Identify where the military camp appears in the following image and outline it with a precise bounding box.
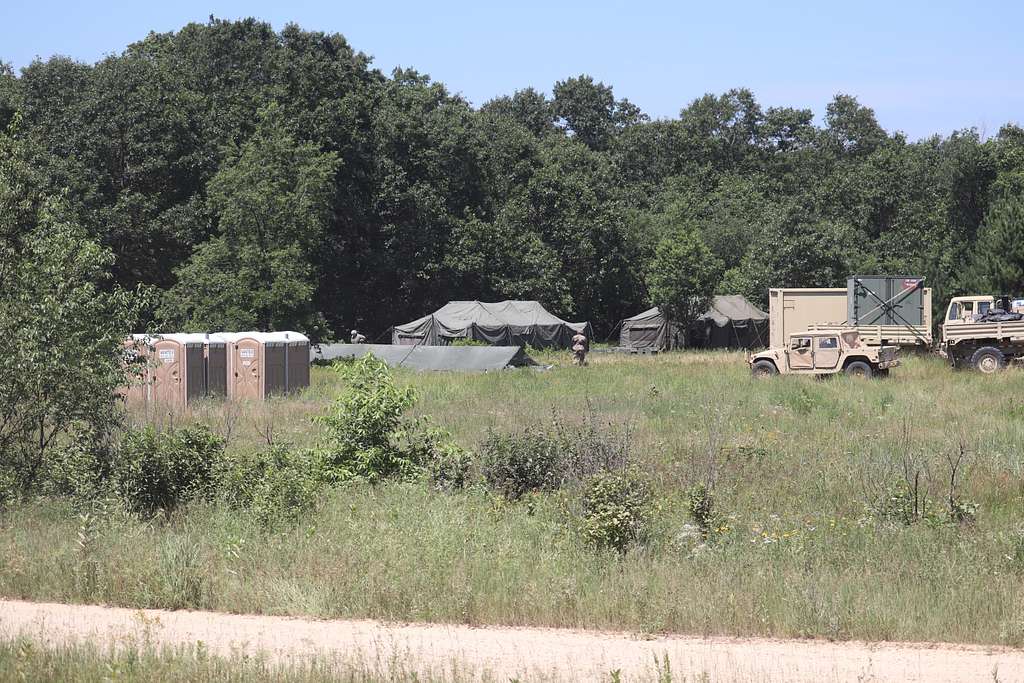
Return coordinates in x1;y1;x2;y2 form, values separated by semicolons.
4;8;1024;682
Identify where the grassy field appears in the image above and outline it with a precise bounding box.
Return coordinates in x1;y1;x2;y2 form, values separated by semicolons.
3;352;1024;645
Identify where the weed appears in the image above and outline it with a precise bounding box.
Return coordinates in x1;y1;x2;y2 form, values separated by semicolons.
579;468;655;553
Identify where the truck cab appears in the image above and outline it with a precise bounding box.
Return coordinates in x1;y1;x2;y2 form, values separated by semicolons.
944;296;996;326
749;330;899;378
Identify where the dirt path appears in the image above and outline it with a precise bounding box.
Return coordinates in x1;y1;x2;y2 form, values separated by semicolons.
2;599;1022;682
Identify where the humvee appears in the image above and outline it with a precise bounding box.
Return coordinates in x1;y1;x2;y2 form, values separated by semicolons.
749;330;899;378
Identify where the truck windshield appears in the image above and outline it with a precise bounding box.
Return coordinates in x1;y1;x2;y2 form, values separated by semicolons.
948;303;961;321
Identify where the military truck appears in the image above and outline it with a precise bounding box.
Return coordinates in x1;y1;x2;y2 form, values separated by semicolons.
749;330;900;378
940;295;1024;373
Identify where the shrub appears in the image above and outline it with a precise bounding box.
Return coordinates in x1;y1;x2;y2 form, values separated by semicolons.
315;355;421;481
216;446;325;528
112;425;223;516
479;428;562;500
480;410;634;501
315;355;470;486
40;423;116;503
579;469;655;553
414;432;474;492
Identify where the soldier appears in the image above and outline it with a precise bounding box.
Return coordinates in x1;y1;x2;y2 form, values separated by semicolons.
350;329;366;344
571;329;589;366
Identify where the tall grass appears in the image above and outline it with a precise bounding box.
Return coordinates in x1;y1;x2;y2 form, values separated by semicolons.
3;353;1024;645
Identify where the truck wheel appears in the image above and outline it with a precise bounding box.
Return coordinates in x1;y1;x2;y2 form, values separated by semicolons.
751;360;778;377
844;361;873;378
970;347;1005;374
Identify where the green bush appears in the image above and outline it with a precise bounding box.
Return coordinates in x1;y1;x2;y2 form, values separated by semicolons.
449;337;489;347
315;355;420;481
580;468;655;553
316;355;468;483
479;428;562;500
480;411;633;501
112;425;223;516
217;446;325;528
40;423;115;503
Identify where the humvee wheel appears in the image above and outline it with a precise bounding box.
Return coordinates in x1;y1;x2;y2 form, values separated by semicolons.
970;347;1005;374
844;361;873;378
751;360;778;377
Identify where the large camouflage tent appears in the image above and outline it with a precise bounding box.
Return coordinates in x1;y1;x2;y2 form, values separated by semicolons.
619;296;768;351
392;300;591;349
689;295;768;349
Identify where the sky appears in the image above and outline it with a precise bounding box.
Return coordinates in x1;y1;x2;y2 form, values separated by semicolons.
2;0;1022;140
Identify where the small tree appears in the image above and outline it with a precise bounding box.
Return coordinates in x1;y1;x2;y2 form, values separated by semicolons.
645;224;722;340
315;355;420;481
0;201;141;496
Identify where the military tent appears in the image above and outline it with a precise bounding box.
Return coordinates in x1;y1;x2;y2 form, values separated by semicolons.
392;301;591;349
619;296;768;351
690;295;768;349
617;307;682;350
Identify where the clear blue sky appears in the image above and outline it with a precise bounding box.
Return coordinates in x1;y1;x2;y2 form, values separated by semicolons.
2;0;1021;140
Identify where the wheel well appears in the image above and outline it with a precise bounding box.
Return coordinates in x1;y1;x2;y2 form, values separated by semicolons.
843;356;871;368
753;358;778;370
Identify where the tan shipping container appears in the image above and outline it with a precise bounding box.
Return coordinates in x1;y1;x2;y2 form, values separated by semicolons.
769;288;932;348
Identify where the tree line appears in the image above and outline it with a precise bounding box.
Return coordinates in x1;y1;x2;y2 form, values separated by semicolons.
2;17;1023;342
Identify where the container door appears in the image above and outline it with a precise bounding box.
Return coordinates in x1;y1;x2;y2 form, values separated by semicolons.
287;342;310;392
185;344;205;402
232;340;261;400
264;344;286;396
206;344;227;398
813;335;841;369
152;340;184;406
788;336;814;370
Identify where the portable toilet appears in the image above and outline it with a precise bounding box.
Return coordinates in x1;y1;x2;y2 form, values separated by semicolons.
121;335;150;405
222;331;311;400
128;333;204;406
167;333;228;399
126;333;227;406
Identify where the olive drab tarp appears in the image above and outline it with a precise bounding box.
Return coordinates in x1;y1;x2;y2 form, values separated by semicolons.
619;296;768;351
392;300;592;349
312;344;534;372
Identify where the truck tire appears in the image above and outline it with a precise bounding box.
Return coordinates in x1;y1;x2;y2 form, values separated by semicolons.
970;346;1005;374
751;360;778;377
844;361;873;378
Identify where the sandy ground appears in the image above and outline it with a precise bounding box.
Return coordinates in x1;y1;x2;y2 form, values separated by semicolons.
2;599;1023;682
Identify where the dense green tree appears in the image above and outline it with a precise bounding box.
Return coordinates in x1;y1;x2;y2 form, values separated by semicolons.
720;206;858;307
0;126;139;494
2;18;1014;338
968;196;1024;294
161;104;339;336
481;87;555;136
552;75;645;151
